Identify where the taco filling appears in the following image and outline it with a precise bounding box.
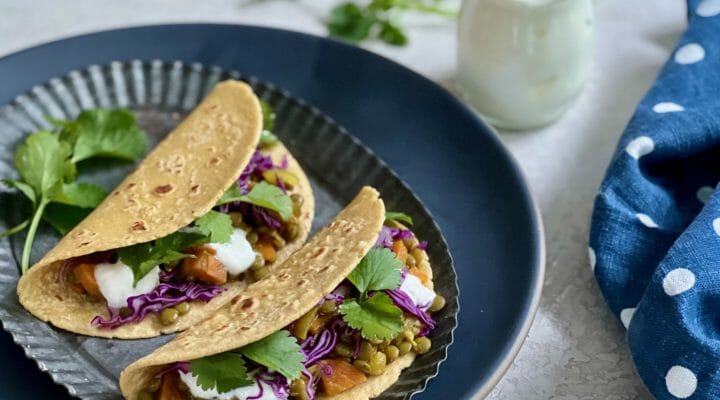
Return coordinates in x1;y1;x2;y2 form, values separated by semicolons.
61;136;309;330
139;215;445;400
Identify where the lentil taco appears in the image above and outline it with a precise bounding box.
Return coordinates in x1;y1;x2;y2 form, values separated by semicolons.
119;186;446;400
16;80;315;338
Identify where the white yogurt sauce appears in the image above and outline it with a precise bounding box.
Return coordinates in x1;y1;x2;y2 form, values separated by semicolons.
399;274;436;310
94;261;160;309
207;228;257;276
179;371;282;400
457;0;594;129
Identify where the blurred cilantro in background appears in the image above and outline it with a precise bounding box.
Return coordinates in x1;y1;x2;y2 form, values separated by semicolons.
328;0;457;46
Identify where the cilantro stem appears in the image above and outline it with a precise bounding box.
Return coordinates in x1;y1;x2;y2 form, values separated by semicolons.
390;0;457;17
0;219;29;239
21;198;49;274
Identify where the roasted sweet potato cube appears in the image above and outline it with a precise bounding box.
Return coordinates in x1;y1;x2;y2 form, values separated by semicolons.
179;247;227;285
73;263;101;297
319;359;368;395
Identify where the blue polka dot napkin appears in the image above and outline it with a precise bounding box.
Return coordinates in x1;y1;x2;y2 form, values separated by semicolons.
590;1;720;398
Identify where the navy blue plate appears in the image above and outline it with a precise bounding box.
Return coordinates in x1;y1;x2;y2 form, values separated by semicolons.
0;24;544;399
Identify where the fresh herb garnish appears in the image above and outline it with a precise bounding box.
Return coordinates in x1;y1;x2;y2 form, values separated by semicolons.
190;353;253;393
259;100;279;147
385;211;413;226
118;210;234;284
328;0;457;46
1;109;147;273
118;230;207;285
340;293;404;340
217;181;293;221
194;210;234;243
54;109;148;163
239;330;305;381
347;248;403;296
340;248;404;339
190;330;304;394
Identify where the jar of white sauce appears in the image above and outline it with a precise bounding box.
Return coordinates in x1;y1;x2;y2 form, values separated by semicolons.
456;0;594;130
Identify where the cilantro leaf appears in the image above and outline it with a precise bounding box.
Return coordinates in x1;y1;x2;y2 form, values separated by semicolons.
14;130;72;199
43;204;93;235
217;184;242;206
329;3;377;43
52;182;107;208
190;353;253;394
118;230;208;284
384;211;413;226
260;100;275;131
12;130;74;272
55;109;148;163
3;179;36;205
239;330;305;380
347;248;402;295
339;293;404;340
194;211;233;243
218;181;293;221
260;130;279;147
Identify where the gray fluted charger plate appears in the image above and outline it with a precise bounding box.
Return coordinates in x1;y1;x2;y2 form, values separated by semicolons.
0;60;459;399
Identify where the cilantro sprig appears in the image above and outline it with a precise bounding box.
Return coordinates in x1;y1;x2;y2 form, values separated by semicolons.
385;211;413;226
217;181;293;221
340;248;405;340
328;0;457;46
190;331;304;394
118;210;234;284
1;109;147;273
259;100;279;147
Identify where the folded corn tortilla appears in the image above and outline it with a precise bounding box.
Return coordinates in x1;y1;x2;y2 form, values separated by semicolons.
17;80;314;339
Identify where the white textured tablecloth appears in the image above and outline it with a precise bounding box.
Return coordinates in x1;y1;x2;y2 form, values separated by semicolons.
0;0;687;398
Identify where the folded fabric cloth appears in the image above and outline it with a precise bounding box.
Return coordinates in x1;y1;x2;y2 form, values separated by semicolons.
590;1;720;398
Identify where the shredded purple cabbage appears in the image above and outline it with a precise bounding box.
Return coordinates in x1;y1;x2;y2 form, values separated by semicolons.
249;369;290;400
91;270;225;329
156;362;190;378
223;149;288;229
376;225;415;248
417;240;428;250
386;289;436;337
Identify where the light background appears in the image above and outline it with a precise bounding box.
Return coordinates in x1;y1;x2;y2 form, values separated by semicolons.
0;0;686;398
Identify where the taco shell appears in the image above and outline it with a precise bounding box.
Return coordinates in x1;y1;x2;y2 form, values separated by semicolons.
17;80;314;339
120;186;385;399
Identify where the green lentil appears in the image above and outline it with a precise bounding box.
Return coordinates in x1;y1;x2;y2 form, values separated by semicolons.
353;360;372;375
160;308;179;325
319;300;338;315
290;379;309;400
246;231;259;245
270;231;286;248
414;337;432;354
293;306;319;340
334;343;354;358
358;341;376;362
252;266;270;281
174;302;190;315
251;254;265;270
428;295;446;313
369;351;387;376
147;378;161;392
284;221;300;241
385;345;400;363
398;342;413;355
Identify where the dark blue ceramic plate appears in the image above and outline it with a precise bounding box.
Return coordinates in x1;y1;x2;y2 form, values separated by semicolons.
0;25;544;399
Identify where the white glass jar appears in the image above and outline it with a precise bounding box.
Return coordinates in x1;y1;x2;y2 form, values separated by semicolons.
456;0;594;130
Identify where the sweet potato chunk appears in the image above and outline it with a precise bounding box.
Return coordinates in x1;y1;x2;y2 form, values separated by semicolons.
409;267;429;285
156;372;186;400
391;240;408;263
319;359;368;395
254;237;276;263
179;247;227;285
73;263;101;297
